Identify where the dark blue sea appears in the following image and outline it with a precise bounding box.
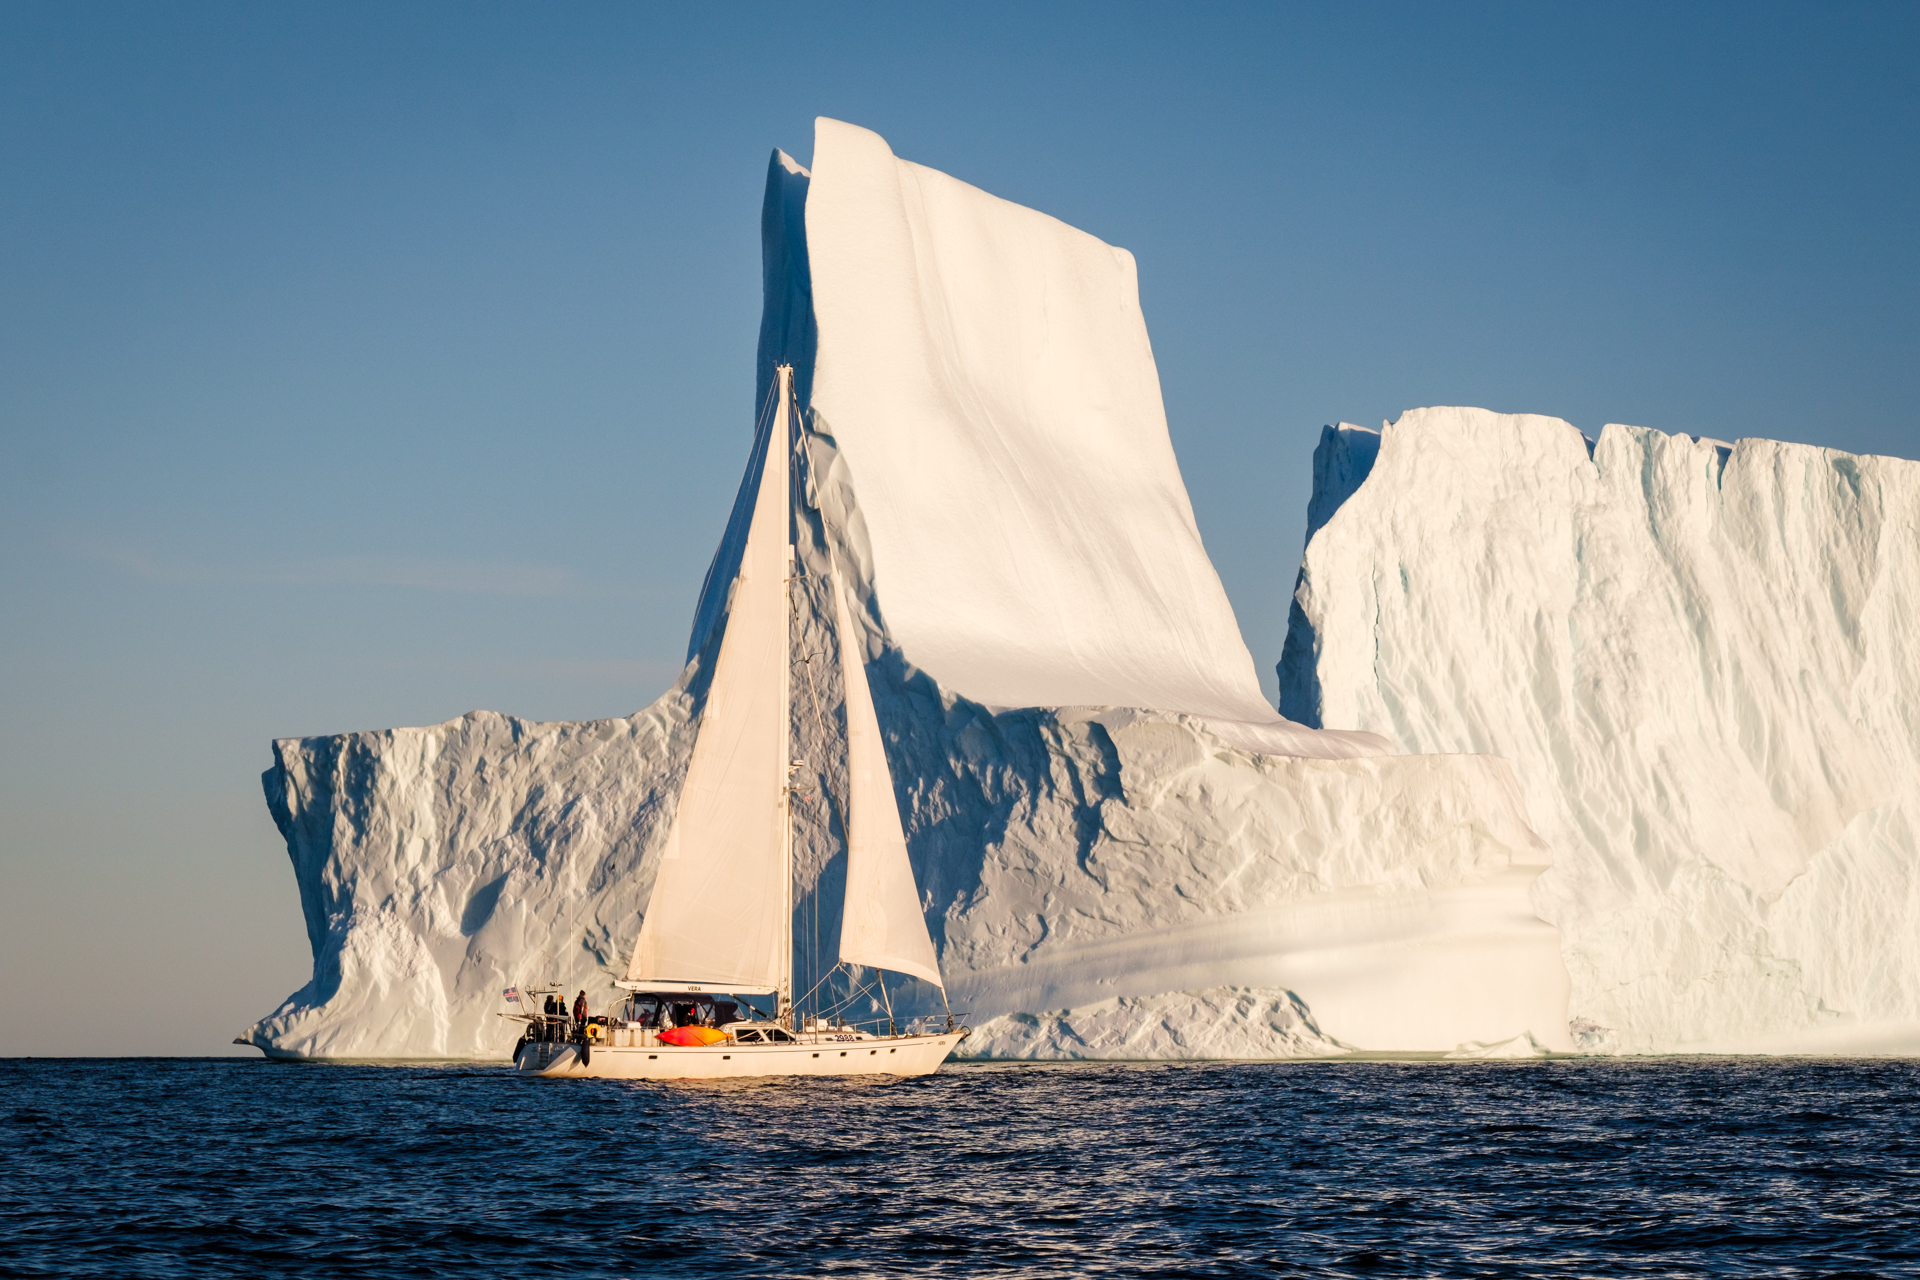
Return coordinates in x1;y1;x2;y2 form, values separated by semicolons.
3;1057;1916;1277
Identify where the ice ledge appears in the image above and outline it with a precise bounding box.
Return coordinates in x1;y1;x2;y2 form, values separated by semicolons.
957;987;1346;1060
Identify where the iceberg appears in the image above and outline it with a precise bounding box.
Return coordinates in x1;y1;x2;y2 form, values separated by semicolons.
1283;407;1920;1054
241;122;1569;1061
964;987;1343;1061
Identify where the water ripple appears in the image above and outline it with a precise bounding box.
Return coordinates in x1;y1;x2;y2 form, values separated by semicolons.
0;1057;1916;1277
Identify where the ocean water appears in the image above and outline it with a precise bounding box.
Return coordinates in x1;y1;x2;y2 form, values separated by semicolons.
3;1057;1916;1277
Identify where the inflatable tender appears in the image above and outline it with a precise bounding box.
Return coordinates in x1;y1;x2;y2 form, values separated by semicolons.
659;1026;728;1047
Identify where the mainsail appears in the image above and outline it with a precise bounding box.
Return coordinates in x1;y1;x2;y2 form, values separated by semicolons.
832;575;944;987
626;378;793;994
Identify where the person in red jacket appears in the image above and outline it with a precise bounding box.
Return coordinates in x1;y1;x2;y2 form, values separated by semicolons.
572;991;588;1040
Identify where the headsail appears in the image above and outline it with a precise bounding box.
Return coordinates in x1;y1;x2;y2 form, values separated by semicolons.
627;373;794;994
832;573;944;987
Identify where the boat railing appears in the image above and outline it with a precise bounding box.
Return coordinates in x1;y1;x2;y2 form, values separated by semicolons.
795;1016;961;1038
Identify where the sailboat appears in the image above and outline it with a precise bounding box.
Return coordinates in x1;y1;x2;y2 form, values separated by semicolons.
513;366;966;1079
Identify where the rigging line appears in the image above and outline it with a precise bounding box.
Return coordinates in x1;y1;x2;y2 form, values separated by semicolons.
791;960;849;1016
796;645;845;1018
812;972;904;1032
789;399;864;1021
756;371;781;435
818;972;864;1012
790;403;847;1020
789;390;810;505
782;380;840;1018
819;975;881;1021
701;375;782;592
817;976;914;1034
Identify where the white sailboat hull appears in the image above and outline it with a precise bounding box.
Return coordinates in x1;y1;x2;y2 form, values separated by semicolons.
515;1032;963;1080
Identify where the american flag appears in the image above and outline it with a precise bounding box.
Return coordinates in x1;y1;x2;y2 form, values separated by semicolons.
503;986;521;1005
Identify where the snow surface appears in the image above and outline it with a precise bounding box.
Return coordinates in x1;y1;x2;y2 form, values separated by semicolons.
240;122;1569;1061
1283;407;1920;1054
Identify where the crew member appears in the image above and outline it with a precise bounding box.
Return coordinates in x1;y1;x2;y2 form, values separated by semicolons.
573;990;588;1040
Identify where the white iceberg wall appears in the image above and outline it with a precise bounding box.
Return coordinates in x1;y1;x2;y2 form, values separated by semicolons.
243;123;1572;1059
248;665;1571;1058
250;699;695;1059
908;704;1568;1056
1283;407;1920;1052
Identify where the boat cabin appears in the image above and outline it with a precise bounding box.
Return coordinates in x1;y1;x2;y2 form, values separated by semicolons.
616;992;774;1031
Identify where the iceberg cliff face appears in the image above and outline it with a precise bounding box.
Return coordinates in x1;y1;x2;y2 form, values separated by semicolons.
243;123;1569;1060
1283;407;1920;1053
753;121;1385;760
252;706;692;1059
250;680;1567;1059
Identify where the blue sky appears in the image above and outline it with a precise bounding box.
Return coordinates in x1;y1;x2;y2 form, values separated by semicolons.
3;2;1916;1053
